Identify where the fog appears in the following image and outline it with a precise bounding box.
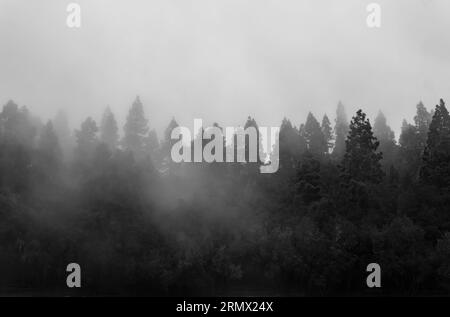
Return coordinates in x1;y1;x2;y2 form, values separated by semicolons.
1;0;450;138
2;1;450;296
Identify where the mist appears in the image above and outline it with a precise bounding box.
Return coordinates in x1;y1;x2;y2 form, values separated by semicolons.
1;0;450;297
1;0;450;138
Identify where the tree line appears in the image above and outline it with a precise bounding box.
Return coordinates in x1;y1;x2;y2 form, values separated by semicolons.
0;96;449;295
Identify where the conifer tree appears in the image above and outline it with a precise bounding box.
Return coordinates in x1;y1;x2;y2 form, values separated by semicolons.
420;99;450;187
333;101;349;157
75;117;98;159
100;106;119;150
122;96;148;157
304;112;326;155
321;114;333;154
342;109;383;183
277;118;303;169
414;101;432;149
373;111;397;167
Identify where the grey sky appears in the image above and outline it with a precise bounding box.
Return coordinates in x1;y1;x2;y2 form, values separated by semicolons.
1;0;449;139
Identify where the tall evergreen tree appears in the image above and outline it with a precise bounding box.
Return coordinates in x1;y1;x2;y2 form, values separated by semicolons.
0;100;36;146
333;101;349;157
276;118;304;170
341;110;383;183
373;111;397;168
414;101;432;149
321;114;333;154
75;117;99;159
100;106;119;150
398;102;432;182
122;96;149;157
420;99;450;188
304;112;326;155
399;120;420;179
0;100;36;193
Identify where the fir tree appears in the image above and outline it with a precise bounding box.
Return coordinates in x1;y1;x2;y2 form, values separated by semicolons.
122;96;149;157
276;118;303;170
373;111;397;167
341;109;383;183
321;114;333;154
75;117;98;159
333;101;349;157
100;106;119;150
420;99;450;188
414;101;432;149
304;112;326;155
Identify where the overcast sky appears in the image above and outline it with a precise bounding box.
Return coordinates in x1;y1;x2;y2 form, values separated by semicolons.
1;0;449;139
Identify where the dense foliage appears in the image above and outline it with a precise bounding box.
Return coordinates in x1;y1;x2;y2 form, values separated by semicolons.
0;97;449;296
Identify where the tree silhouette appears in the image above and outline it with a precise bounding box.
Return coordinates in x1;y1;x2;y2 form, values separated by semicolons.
321;114;333;154
341;109;383;183
100;106;119;150
333;101;349;157
304;112;326;156
75;117;98;160
373;111;397;168
420;99;450;188
122;96;149;158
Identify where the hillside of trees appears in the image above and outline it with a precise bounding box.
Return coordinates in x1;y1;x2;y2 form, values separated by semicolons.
1;96;450;295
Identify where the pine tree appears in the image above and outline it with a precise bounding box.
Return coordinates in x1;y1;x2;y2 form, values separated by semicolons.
373;111;395;142
304;112;326;155
414;101;432;149
122;96;149;157
373;111;397;167
75;117;98;159
399;120;420;179
420;99;450;187
333;101;349;157
298;123;308;153
342;109;383;183
0;100;36;193
0;100;36;146
398;102;432;182
100;106;119;150
321;114;333;154
276;118;303;170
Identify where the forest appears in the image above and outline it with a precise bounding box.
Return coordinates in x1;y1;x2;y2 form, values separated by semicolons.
0;96;450;296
